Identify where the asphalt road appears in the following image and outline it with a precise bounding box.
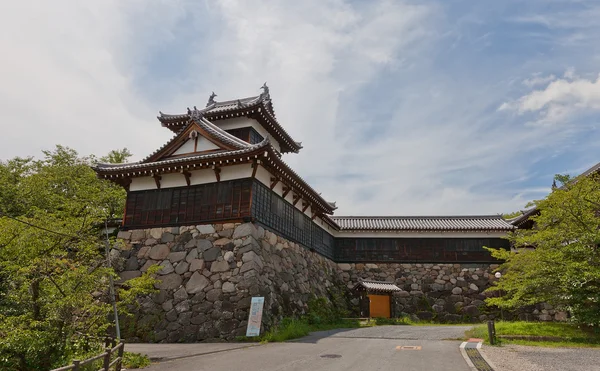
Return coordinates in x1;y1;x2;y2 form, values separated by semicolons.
133;325;473;371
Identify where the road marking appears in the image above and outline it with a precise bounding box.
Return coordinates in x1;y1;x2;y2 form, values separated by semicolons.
395;346;422;350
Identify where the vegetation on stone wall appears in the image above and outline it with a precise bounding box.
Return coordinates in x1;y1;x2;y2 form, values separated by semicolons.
486;174;600;326
0;146;156;370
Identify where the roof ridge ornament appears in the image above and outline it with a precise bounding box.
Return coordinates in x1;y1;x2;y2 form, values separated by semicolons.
188;106;204;121
207;92;217;107
260;82;270;101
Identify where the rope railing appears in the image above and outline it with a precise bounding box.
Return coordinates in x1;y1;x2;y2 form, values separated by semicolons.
49;341;124;371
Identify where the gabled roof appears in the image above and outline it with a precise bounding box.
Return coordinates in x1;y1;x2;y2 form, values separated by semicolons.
332;215;514;232
94;113;336;215
141;117;251;164
353;280;402;292
157;86;302;153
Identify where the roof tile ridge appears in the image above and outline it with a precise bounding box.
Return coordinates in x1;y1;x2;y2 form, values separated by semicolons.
196;117;250;148
266;146;335;213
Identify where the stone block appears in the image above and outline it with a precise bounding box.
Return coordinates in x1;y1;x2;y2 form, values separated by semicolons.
224;251;234;262
175;261;189;275
168;251;187;263
463;305;479;316
214;238;232;247
186;272;210;294
189;259;205;272
197;225;216;234
222;282;236;293
175;300;190;313
158;273;183;290
174;287;188;303
131;230;146;241
206;288;223;302
232;223;257;240
137;246;150;259
125;256;139;271
451;287;462;295
159;260;174;275
338;263;351;271
161;233;174;243
119;271;141;282
141;260;157;272
185;248;198;263
211;260;230;273
197;239;213;252
149;244;170;260
117;230;131;240
203;248;221;262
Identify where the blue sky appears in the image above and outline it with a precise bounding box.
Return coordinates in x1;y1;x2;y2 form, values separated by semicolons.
1;0;599;216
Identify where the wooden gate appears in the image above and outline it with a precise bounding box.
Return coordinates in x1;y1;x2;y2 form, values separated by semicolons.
369;294;391;318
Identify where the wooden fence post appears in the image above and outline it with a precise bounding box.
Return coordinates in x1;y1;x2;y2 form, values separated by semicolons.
116;341;125;371
72;360;80;371
103;347;111;370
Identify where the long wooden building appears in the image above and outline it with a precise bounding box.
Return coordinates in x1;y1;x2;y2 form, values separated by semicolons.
95;86;514;264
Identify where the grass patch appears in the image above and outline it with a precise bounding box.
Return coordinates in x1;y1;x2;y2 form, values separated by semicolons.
260;318;361;343
122;351;152;369
465;321;600;347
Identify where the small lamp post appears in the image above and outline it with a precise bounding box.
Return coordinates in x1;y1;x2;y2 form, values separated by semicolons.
494;272;503;321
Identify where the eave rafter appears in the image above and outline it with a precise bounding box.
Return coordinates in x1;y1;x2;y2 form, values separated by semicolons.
213;166;221;182
270;176;279;190
292;194;301;206
282;185;291;198
181;170;192;186
153;174;162;189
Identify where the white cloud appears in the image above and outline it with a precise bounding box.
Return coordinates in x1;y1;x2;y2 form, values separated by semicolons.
523;74;556;87
500;71;600;125
0;0;597;217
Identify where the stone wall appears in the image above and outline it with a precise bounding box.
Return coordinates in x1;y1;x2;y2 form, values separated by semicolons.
338;262;566;322
114;222;344;342
114;223;565;342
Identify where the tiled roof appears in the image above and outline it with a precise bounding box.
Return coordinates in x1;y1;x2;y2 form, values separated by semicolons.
94;140;269;172
332;215;514;231
157;89;302;153
353;280;402;292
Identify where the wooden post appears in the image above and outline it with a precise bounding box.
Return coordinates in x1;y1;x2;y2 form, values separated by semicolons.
116;341;125;371
72;360;80;371
487;320;496;345
103;347;111;370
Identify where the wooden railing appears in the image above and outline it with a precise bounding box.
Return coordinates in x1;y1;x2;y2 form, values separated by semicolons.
50;340;124;371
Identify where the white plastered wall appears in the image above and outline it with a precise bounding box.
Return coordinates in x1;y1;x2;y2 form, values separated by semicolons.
128;164;253;191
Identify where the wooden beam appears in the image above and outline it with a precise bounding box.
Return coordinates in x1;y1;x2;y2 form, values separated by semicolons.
251;159;259;178
270;177;279;190
213;166;221;182
153;174;162;189
282;185;291;198
120;177;132;191
292;194;300;206
182;170;191;186
311;212;319;221
302;202;309;213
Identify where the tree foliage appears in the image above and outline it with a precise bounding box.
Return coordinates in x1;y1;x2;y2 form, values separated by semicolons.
0;146;155;370
486;174;600;326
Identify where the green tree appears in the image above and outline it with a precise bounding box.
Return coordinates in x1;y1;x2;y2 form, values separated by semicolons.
486;174;600;326
99;148;132;164
0;146;155;370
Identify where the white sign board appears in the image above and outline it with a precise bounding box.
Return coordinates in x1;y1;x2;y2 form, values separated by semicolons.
246;297;265;337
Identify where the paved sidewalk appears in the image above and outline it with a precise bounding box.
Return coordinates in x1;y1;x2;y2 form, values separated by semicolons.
480;344;600;371
130;326;474;371
126;342;260;362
